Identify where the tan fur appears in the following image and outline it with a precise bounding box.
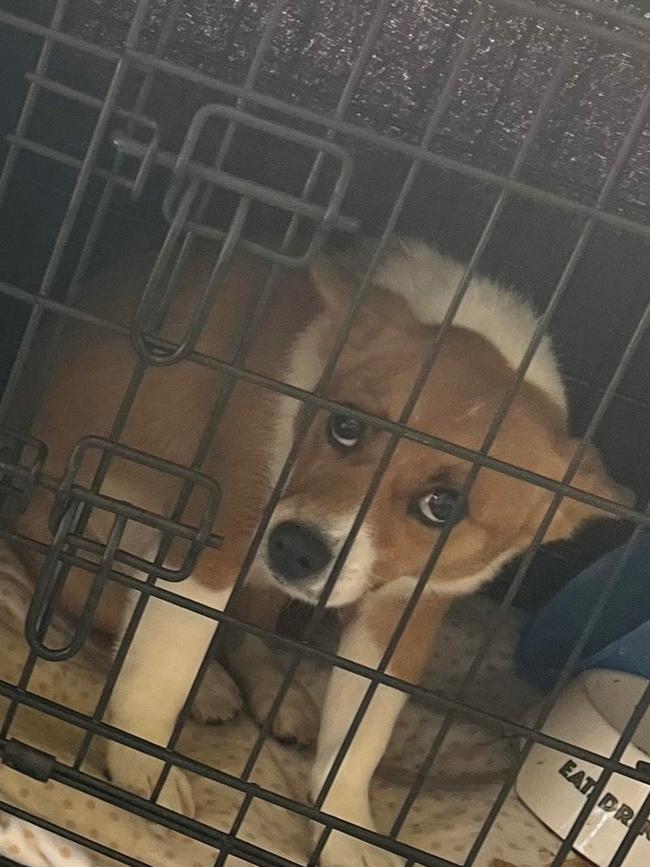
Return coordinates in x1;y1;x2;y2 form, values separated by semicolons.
366;592;450;683
16;248;316;633
283;271;630;598
15;246;627;618
10;241;630;861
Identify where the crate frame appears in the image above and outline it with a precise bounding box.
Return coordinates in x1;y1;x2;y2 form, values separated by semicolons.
1;1;650;866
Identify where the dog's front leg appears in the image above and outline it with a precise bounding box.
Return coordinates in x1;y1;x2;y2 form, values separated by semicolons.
105;577;230;816
311;584;449;867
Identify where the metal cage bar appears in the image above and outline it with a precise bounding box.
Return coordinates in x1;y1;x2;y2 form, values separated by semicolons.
152;0;398;835
0;0;172;744
0;798;154;867
206;7;500;859
1;0;650;866
393;83;650;866
0;287;643;519
391;287;650;844
0;1;154;427
15;0;189;438
3;8;650;242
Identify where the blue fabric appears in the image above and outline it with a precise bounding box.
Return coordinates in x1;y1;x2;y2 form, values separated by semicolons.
517;531;650;690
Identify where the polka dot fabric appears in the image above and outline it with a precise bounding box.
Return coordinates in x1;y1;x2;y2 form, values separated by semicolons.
0;815;90;866
0;544;570;867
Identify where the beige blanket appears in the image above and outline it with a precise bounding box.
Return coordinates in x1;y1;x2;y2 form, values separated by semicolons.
0;545;566;867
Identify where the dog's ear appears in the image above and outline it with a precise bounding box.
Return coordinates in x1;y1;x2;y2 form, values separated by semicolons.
543;441;634;543
309;255;355;317
310;252;418;327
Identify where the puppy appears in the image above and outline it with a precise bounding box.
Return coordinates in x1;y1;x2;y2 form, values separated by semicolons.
12;238;631;867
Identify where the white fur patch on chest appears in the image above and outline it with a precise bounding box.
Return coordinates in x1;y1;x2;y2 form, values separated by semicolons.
374;239;567;414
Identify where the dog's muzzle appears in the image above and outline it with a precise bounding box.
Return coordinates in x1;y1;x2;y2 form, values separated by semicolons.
267;521;332;583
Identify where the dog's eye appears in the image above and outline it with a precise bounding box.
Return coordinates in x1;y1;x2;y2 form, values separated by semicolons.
413;489;463;527
328;412;364;450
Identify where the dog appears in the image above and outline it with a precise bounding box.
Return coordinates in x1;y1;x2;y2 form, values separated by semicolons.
12;237;632;867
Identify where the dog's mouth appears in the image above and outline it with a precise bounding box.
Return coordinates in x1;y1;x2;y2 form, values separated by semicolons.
266;571;322;605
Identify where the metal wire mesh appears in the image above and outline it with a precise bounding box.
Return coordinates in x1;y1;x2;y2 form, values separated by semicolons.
0;1;650;866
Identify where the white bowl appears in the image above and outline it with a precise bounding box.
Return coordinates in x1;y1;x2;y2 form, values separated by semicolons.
516;670;650;867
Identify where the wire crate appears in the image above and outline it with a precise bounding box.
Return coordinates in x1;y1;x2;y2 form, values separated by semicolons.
0;1;650;866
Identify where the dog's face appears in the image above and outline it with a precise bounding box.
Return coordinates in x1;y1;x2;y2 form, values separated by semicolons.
265;259;632;607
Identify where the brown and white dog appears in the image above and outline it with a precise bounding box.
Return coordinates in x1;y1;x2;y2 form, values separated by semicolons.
13;238;630;866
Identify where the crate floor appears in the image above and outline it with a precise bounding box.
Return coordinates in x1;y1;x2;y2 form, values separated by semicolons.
0;549;568;867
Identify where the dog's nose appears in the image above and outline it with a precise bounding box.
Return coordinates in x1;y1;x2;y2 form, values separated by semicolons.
267;521;331;581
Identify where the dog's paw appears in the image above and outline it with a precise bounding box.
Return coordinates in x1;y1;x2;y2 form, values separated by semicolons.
315;828;405;867
248;675;320;745
191;660;243;725
105;742;195;816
